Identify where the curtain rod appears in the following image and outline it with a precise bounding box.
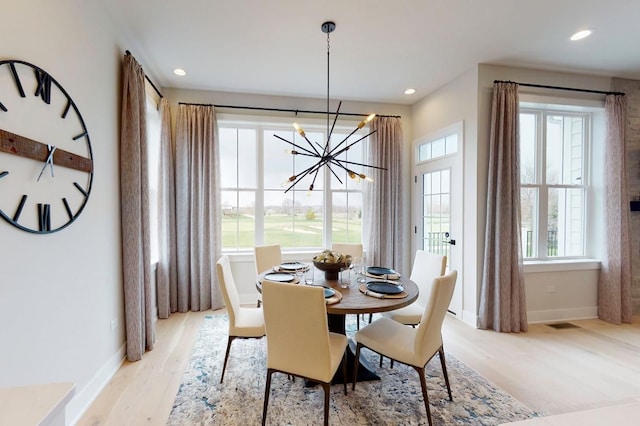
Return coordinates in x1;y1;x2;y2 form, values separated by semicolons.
178;102;402;118
494;79;625;96
125;50;164;99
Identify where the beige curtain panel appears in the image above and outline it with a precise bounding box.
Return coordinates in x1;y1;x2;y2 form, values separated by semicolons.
175;104;223;312
120;53;155;361
479;82;528;333
156;98;178;319
598;94;632;324
364;117;404;270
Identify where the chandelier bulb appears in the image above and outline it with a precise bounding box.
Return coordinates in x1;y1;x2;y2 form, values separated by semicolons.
365;175;374;182
286;149;298;155
293;122;306;137
358;113;376;129
281;175;297;188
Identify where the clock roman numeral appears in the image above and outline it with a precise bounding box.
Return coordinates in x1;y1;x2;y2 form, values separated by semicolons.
13;194;27;222
0;171;8;179
10;62;26;98
62;99;71;119
73;131;88;141
34;69;52;104
74;182;88;197
62;197;74;221
0;102;6;112
38;203;51;232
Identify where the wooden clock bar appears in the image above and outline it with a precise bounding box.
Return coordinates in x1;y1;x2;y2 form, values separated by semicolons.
0;128;92;173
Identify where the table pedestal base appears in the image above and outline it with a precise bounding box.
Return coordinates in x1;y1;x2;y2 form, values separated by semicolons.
327;313;380;384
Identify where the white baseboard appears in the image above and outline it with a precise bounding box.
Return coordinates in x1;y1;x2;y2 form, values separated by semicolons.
527;306;598;324
66;343;126;425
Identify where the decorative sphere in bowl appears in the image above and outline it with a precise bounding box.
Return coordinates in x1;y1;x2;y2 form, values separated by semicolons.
312;250;352;281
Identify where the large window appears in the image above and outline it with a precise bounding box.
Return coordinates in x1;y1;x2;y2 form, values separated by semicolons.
520;106;590;259
219;116;368;251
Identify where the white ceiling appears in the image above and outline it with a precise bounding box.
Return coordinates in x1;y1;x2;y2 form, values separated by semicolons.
99;0;640;105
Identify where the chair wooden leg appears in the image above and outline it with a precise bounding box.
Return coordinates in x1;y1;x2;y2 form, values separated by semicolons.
356;314;360;330
321;382;330;426
368;313;372;323
438;346;453;401
352;343;362;390
342;351;348;395
220;336;236;383
257;299;261;308
262;369;274;426
379;354;383;368
415;366;433;426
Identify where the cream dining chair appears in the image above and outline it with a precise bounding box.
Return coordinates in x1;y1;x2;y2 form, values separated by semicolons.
261;280;348;426
331;243;365;328
382;250;447;326
254;244;282;307
353;270;458;426
216;255;266;384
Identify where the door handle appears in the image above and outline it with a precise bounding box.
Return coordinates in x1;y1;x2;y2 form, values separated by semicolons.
443;232;456;245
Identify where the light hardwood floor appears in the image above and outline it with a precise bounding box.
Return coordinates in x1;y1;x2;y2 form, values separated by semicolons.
78;311;640;425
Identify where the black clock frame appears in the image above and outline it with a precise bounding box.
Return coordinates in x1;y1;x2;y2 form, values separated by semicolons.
0;59;94;234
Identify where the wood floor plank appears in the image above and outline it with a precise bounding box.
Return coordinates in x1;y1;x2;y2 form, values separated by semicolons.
78;311;640;424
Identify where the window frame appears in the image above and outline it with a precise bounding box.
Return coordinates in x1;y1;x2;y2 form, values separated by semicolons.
218;113;369;253
519;104;592;260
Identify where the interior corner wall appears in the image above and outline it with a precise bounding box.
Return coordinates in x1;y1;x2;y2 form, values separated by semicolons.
410;67;479;327
1;1;125;423
477;64;614;323
612;77;640;315
163;88;414;297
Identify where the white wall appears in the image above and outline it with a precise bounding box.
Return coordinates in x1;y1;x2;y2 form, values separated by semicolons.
1;1;125;423
410;67;480;326
410;64;614;326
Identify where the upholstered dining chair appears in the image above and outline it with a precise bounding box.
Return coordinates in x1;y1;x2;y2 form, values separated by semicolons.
261;280;348;426
382;250;447;326
352;270;458;426
216;255;266;384
254;244;282;307
331;243;366;328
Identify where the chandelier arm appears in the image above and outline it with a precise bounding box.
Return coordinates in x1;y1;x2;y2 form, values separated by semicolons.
273;134;317;156
334;158;388;171
324;159;344;183
329;129;378;157
300;133;322;156
284;160;327;193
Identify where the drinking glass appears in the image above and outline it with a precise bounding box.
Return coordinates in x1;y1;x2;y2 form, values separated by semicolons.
304;265;314;285
357;258;367;283
295;261;306;282
340;265;351;289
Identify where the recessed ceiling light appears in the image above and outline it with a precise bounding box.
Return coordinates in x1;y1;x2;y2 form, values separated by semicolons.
404;88;416;95
570;29;592;41
173;68;186;76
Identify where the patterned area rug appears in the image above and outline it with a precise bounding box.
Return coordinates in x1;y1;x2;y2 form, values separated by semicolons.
168;314;539;425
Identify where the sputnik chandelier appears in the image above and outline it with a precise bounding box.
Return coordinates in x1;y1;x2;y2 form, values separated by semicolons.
276;21;386;193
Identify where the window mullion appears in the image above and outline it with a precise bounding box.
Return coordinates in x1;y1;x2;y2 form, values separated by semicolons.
538;111;548;259
255;126;265;245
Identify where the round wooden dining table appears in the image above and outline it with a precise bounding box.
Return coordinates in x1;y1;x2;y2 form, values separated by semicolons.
257;266;419;384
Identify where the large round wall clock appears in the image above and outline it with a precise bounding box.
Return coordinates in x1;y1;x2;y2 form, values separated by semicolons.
0;59;93;234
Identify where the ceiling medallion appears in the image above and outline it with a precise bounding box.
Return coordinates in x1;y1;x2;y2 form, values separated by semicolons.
276;21;386;193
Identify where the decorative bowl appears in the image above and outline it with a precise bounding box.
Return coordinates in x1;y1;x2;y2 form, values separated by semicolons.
313;260;350;281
